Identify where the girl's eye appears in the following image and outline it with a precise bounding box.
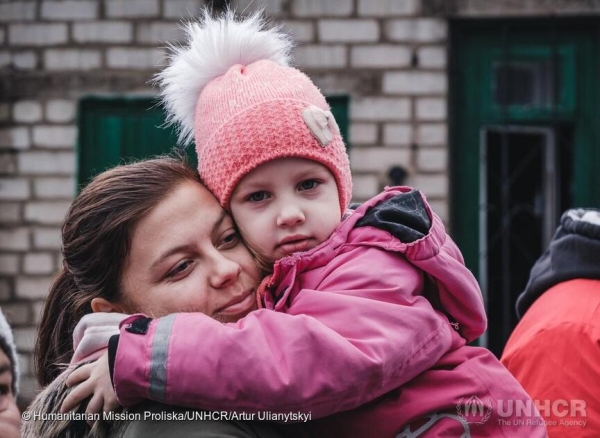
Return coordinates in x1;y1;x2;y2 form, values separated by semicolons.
167;260;193;279
220;231;240;249
299;179;319;191
247;191;269;202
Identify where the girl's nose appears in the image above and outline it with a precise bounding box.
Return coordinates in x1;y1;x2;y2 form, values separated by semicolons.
208;251;242;289
276;203;305;228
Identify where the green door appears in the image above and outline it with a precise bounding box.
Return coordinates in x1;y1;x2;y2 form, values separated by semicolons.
450;19;600;356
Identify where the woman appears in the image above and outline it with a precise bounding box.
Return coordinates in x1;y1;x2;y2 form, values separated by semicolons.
24;155;283;437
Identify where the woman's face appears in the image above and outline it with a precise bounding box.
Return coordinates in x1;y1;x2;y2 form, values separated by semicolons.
120;181;260;323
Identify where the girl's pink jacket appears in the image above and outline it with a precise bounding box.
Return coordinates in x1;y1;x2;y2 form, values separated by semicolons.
112;187;546;437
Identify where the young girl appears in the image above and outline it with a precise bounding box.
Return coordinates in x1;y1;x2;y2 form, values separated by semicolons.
66;11;546;437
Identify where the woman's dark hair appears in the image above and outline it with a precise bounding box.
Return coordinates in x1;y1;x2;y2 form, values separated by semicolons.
35;155;199;386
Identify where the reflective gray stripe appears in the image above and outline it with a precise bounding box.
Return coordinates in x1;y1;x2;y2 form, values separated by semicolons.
148;313;176;401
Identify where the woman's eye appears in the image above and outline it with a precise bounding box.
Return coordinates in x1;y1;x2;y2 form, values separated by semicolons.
299;179;319;191
220;232;240;248
247;191;269;202
167;260;193;278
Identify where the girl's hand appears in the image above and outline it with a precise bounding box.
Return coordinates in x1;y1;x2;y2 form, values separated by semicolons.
60;351;120;417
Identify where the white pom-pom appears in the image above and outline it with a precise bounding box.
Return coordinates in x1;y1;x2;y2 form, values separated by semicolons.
155;9;294;146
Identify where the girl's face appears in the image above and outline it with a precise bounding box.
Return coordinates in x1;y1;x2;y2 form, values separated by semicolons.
230;157;342;263
120;181;259;323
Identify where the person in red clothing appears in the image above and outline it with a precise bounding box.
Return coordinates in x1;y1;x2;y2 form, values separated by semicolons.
501;208;600;438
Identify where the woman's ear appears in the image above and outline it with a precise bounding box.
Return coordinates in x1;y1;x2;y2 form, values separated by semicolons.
91;298;125;313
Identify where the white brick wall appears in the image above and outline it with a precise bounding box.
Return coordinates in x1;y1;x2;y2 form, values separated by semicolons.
383;71;447;95
40;1;99;21
12;326;37;352
163;0;204;19
9;24;68;46
357;0;419;16
0;178;30;200
32;126;77;149
350;123;378;144
1;303;31;325
0;127;30;150
318;20;379;42
351;174;380;200
32;228;62;250
0;3;36;22
411;174;448;198
416;97;446;121
46;100;77;123
417;147;447;172
106;48;163;69
351;147;411;172
0;228;30;251
386;19;448;43
0;255;19;275
351;45;411;68
105;0;159;18
292;0;354;17
24;202;71;225
282;21;315;43
0;204;21;224
417;123;447;144
23;253;54;275
13;101;42;124
383;123;412;145
11;51;37;70
351;97;411;121
236;0;286;16
33;177;76;199
418;46;446;68
73;22;133;43
295;45;347;68
17;152;76;175
44;49;102;71
137;22;186;44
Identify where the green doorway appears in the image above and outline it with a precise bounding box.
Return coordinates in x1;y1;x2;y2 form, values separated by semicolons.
450;19;600;356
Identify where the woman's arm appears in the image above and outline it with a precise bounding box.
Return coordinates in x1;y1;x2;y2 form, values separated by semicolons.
112;248;456;419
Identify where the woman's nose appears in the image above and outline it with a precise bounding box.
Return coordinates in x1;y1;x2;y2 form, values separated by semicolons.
208;251;242;289
276;203;305;228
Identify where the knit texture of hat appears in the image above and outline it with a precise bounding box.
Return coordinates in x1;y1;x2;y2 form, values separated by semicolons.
156;11;352;212
0;309;19;397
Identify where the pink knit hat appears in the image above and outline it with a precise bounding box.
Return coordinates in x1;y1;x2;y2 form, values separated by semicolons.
156;11;352;212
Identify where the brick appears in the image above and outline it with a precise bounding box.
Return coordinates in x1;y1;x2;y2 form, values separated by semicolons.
32;126;77;149
383;71;447;95
0;178;30;200
13;101;42;124
295;45;346;69
318;20;379;43
136;22;185;44
386;19;447;43
0;279;11;301
18;353;32;376
1;302;30;325
17;151;76;175
44;49;101;71
0;51;8;68
0;153;17;174
383;123;412;145
33;177;76;199
163;0;203;19
416;97;446;121
106;48;163;69
351;97;410;121
0;3;36;22
0;127;30;150
25;201;71;225
349;123;378;144
105;0;159;18
427;199;448;223
17;375;39;404
12;51;37;70
0;28;4;45
292;0;353;17
418;147;447;172
72;21;133;43
0;104;9;122
0;203;21;224
41;1;98;20
32;300;45;324
351;45;411;68
23;253;54;274
12;326;37;352
358;0;419;16
9;24;68;46
0;228;30;251
235;0;285;16
33;227;61;250
0;254;19;275
351;147;410;172
411;174;448;198
417;123;447;144
418;46;446;68
45;100;76;123
282;21;314;43
351;174;379;200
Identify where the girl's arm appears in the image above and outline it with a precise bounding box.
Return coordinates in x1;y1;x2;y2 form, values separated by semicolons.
111;247;456;419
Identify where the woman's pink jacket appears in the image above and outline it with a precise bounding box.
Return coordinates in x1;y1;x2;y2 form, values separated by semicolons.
111;187;547;437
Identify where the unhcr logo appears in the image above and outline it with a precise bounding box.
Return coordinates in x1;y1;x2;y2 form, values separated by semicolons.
456;396;493;424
